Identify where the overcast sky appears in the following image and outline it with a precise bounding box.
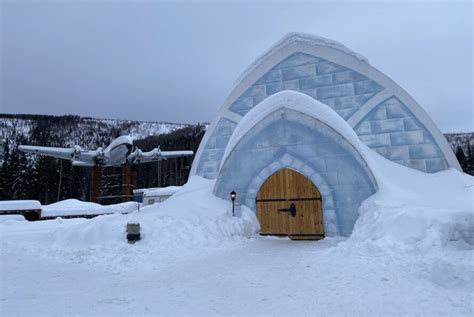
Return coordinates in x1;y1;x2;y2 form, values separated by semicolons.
1;1;472;132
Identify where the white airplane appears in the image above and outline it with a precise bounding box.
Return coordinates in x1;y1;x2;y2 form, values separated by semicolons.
18;135;194;167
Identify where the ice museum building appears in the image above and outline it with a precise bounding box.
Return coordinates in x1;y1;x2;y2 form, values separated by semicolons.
190;33;461;239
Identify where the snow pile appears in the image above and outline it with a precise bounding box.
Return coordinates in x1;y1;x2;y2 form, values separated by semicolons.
47;177;259;252
342;152;473;253
0;200;41;211
45;199;101;209
42;199;137;218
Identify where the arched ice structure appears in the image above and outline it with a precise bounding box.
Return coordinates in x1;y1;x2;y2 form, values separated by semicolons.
191;33;460;236
214;91;378;236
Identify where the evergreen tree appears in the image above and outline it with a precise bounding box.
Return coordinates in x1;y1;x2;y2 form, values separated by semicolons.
466;143;474;176
455;146;468;172
0;140;11;200
33;156;59;204
7;148;21;200
11;150;36;199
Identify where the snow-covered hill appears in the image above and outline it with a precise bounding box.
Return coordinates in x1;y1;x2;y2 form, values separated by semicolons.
1;113;471;153
0;113;193;149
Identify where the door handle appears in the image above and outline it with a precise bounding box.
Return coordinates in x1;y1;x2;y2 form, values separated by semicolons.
278;203;297;217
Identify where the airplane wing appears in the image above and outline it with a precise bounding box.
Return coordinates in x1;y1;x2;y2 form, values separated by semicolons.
18;145;77;160
18;145;98;165
127;148;193;164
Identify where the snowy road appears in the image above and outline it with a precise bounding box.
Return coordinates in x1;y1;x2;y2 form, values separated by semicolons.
1;219;472;316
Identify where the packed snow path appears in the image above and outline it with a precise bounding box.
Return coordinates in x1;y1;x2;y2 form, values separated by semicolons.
1;220;472;315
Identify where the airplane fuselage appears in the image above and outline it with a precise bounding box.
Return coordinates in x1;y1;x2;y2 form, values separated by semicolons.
100;135;133;166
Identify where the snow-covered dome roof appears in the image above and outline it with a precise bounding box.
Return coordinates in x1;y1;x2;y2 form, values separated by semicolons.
220;90;376;177
234;32;368;87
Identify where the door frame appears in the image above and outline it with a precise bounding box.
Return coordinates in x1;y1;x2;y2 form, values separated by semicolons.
255;167;325;240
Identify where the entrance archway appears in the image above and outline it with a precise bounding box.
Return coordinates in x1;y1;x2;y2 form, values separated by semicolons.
256;168;324;240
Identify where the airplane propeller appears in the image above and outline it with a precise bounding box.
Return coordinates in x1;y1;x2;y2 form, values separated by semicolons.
72;145;82;159
150;147;163;160
94;147;105;165
127;148;143;164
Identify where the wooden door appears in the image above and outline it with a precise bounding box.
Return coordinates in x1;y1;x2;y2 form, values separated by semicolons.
256;168;324;240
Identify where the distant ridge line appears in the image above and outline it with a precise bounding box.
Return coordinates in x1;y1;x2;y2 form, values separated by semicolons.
0;113;209;127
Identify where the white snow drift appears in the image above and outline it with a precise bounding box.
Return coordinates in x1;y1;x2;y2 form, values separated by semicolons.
346;152;473;251
44;176;258;252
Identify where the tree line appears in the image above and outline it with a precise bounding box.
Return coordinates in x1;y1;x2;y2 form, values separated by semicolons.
454;145;474;176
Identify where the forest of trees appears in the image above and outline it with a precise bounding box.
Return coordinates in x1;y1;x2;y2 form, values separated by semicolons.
454;145;474;175
445;132;474;176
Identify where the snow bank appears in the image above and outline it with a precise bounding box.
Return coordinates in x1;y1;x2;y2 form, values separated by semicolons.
47;177;259;251
341;152;473;253
0;200;41;211
42;200;137;218
45;199;101;209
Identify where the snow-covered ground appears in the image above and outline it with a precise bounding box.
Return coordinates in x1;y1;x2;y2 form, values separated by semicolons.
1;151;473;315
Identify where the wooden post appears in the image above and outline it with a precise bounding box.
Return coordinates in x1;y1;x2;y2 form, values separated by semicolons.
122;163;132;202
56;159;63;202
157;160;161;187
91;165;101;203
131;164;137;195
174;158;178;185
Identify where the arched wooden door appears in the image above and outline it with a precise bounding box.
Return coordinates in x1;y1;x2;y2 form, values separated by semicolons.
256;168;324;240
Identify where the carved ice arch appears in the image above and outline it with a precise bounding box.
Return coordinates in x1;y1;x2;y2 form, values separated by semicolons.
243;153;340;236
213;91;378;236
191;33;460;178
